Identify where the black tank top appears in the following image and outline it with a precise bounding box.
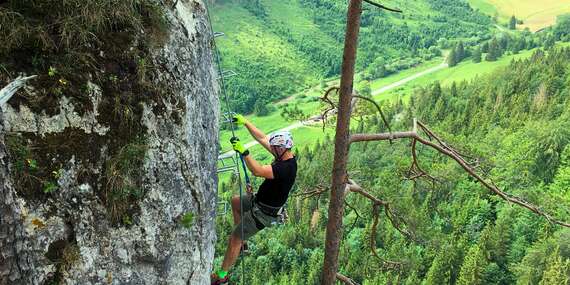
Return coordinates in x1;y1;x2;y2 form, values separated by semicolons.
255;157;297;207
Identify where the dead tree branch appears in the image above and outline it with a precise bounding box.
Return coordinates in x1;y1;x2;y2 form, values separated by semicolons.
346;179;416;241
344;200;363;238
336;273;360;285
407;138;438;182
352;95;392;140
294;185;329;199
368;203;405;271
319;87;359;131
351;131;416;142
0;75;37;107
349;120;570;228
302;181;409;272
319;86;340;131
363;0;402;12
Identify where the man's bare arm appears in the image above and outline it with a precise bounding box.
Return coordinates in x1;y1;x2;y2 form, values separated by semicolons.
244;155;273;179
243;121;272;153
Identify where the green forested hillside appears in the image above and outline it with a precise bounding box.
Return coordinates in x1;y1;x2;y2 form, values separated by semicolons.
215;46;570;284
211;0;491;113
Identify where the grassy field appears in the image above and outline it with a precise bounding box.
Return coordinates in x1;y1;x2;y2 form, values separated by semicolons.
468;0;499;16
373;47;546;103
468;0;570;31
368;58;444;91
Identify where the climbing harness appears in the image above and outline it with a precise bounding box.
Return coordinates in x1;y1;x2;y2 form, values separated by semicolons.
205;3;250;284
252;196;287;226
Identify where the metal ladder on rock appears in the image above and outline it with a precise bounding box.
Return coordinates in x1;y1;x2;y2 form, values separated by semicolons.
205;3;251;284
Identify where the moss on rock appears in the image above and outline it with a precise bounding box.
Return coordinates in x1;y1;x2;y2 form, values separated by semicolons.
1;0;169;226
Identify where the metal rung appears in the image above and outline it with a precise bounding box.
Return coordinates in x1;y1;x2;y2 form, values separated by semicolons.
220;112;236;124
217;70;237;80
217;166;237;174
218;201;229;215
213;32;225;38
218;152;237;161
217;152;239;173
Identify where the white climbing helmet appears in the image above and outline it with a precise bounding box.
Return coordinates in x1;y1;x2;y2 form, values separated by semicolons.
269;131;294;149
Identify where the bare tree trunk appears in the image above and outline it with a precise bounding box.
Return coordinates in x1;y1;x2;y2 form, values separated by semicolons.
0;111;36;285
321;0;362;283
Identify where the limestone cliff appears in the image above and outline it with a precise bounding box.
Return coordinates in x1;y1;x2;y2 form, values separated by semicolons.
0;1;219;284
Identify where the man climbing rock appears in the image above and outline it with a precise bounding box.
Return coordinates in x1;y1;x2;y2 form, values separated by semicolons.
211;114;297;285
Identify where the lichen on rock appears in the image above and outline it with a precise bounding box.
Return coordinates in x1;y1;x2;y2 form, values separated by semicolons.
0;0;219;284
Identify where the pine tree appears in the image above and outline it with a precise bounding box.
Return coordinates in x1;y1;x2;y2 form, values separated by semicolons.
539;247;569;285
433;97;447;121
450;82;458;97
404;272;421;285
431;82;442;103
472;47;482;63
482;262;505;284
447;48;458;67
485;39;501;62
491;211;513;268
477;224;494;260
512;37;522;54
509;15;517;30
544;36;556;50
457;245;488;285
481;42;489;53
456;41;465;61
426;252;451;284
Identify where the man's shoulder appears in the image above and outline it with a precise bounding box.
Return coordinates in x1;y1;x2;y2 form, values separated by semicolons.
278;157;297;167
272;157;297;177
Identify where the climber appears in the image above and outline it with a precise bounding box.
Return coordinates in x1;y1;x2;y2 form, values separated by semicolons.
211;114;297;285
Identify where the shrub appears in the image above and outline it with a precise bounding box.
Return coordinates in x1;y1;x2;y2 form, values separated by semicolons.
104;139;147;224
0;0;165;56
254;100;274;116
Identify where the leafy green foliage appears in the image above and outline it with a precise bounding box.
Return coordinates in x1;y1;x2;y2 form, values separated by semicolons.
181;212;195;229
253;100;275;116
280;104;309;122
554;14;570;41
212;0;491;113
42;181;58;194
5;135;62;196
539;247;570;285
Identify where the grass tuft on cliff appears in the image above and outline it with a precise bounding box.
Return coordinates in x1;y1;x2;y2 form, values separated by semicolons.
1;0;167;226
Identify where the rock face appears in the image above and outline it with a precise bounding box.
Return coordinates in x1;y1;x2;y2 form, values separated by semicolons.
0;1;219;284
